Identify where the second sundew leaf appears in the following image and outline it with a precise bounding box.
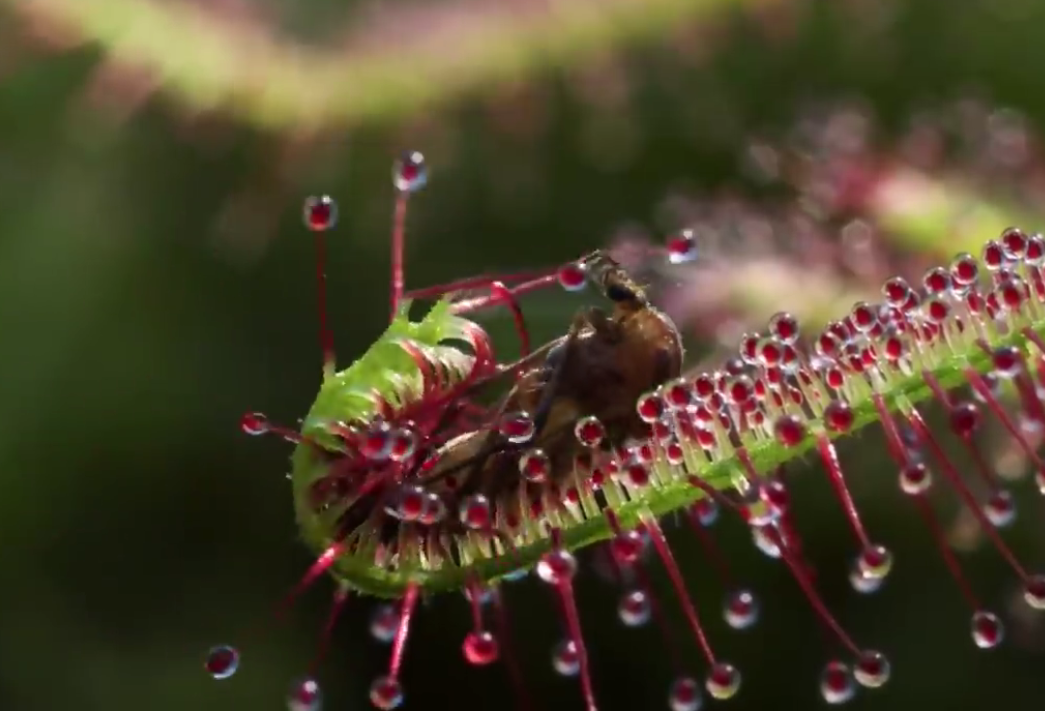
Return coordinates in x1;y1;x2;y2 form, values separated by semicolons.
10;0;756;129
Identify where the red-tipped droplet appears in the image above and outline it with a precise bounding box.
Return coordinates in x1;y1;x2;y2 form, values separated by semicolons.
240;412;269;436
705;662;741;700
820;661;856;704
462;631;500;666
392;151;428;193
303;195;338;232
668;676;702;711
618;589;652;627
287;678;322;711
853;650;890;689
557;262;587;292
369;676;404;710
666;230;698;264
971;611;1004;649
205;645;239;680
537;549;578;584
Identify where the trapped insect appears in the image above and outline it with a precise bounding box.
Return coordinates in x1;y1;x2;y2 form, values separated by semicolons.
207;152;1045;711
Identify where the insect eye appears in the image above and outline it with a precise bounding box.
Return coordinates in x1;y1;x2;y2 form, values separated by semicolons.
606;283;636;302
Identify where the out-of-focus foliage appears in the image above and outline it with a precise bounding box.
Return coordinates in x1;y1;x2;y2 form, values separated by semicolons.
2;1;1045;710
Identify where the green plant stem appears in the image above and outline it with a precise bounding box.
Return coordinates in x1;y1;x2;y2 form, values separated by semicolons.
6;0;765;130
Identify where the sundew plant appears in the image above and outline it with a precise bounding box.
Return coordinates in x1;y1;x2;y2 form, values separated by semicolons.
9;1;1045;711
205;149;1045;711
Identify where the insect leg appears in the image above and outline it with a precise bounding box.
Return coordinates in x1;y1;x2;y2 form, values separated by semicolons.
529;310;591;437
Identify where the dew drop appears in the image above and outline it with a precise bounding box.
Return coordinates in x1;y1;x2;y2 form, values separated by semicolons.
992;345;1023;378
664;378;695;409
824;401;854;433
899;462;932;495
240;412;269;436
610;529;645;564
724;589;759;630
705;662;741;700
693;498;718;527
849;302;878;333
768;311;800;345
552;639;580;676
1026;234;1045;266
205;644;239;680
856;544;893;580
361;424;393;460
849;563;883;595
751;524;782;558
950;252;979;287
637;391;666;423
557;262;588;292
303;195;338;232
459;494;492;530
388;485;425;522
666;230;698;264
537;549;577;584
462;631;500;665
1024;574;1045;609
418;491;447;525
971;610;1004;649
387;428;417;462
668;676;703;711
369;604;399;643
882;277;911;306
853;650;890;689
1001;226;1028;259
392;151;428;193
820;661;856;704
369;675;404;710
773;414;806;447
624;462;652;488
985;490;1016;528
287;678;322;711
665;440;686;466
618;589;652;627
518;448;551;483
949;401;981;437
922;266;951;295
574;415;606;447
760;479;790;514
498;411;535;444
983;240;1005;271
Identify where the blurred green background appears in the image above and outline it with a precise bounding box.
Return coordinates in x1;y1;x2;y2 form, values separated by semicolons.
3;0;1045;709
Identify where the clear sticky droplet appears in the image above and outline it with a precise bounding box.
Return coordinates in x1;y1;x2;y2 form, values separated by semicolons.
552;639;580;676
369;604;399;643
287;678;322;711
205;645;239;680
666;230;698;264
303;195;338;232
392;152;428;193
369;675;404;710
668;676;703;711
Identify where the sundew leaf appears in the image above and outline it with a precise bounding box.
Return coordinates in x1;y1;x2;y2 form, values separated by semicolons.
303;299;467;433
286;256;1045;597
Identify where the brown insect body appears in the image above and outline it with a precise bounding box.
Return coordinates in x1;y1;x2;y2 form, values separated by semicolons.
421;250;684;530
